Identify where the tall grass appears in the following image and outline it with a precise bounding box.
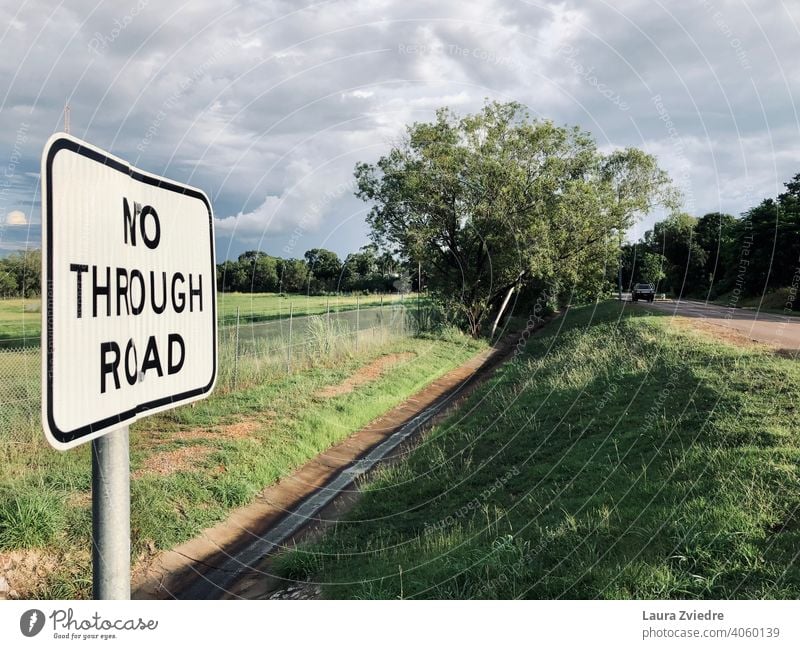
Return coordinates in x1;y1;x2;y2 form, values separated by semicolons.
0;487;65;551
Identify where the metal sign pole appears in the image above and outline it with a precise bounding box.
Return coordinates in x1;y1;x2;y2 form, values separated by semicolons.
92;426;130;599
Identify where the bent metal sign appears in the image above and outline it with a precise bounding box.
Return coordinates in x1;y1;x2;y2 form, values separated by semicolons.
41;134;217;450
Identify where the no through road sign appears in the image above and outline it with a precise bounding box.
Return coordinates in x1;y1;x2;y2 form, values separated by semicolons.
41;133;217;450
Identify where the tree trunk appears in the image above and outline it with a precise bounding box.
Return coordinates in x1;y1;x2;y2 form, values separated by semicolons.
467;306;483;338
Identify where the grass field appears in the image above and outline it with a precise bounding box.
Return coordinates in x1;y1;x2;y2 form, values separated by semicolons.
0;292;416;345
0;326;484;598
216;291;414;326
276;300;800;599
0;297;40;344
712;287;800;316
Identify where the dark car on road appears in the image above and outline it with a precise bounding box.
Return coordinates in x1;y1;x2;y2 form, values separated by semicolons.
632;283;655;302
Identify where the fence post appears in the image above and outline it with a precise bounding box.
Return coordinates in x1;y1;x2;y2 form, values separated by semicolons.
232;306;240;388
356;295;360;353
287;301;293;374
417;261;422;335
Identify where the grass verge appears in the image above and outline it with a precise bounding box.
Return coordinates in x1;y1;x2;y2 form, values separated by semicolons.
0;330;484;598
711;287;800;317
276;300;800;599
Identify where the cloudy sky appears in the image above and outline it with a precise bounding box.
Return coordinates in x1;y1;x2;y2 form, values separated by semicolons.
1;0;798;261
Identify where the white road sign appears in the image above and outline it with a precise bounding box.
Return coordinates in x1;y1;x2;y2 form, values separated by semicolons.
41;133;217;450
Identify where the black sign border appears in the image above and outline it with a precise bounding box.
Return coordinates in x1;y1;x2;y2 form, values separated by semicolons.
45;137;217;446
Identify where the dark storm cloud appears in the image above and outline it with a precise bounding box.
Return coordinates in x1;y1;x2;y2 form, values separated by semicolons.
0;0;798;259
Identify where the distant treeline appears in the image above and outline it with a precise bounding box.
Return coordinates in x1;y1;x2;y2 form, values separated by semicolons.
0;249;40;298
0;245;408;299
216;244;409;294
622;172;800;307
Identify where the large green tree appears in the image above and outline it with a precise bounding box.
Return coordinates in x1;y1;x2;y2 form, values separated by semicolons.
727;177;800;295
647;213;707;296
304;248;342;292
694;212;737;296
0;268;16;296
0;249;41;297
231;251;280;292
355;102;677;335
277;258;309;293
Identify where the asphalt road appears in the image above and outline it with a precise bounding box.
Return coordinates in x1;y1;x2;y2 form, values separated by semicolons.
633;298;800;351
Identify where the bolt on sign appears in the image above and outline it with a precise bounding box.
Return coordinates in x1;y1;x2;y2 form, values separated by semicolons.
42;134;217;450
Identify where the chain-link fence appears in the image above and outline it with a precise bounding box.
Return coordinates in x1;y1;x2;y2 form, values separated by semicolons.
0;299;415;439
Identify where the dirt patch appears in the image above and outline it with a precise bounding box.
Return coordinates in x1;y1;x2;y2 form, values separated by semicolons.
316;352;415;398
134;417;271;479
141;415;271;445
0;549;59;599
132;446;213;479
67;491;92;508
216;420;264;438
671;317;772;350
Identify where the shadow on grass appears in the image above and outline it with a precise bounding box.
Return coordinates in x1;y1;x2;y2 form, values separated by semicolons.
276;301;800;599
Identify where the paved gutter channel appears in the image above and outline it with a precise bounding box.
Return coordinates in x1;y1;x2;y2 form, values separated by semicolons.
134;319;551;600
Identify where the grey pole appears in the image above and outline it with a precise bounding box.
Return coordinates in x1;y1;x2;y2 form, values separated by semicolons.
417;261;422;334
92;426;130;600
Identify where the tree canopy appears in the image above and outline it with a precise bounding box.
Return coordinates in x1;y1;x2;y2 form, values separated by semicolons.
621;171;800;306
355;101;677;335
0;249;41;298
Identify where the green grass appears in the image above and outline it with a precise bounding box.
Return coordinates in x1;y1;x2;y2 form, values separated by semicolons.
215;292;416;327
0;327;484;598
275;300;800;599
0;292;416;345
0;297;40;344
0;487;65;550
712;287;800;317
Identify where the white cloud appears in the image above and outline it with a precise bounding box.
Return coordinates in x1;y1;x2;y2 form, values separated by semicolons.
5;210;27;226
0;0;798;260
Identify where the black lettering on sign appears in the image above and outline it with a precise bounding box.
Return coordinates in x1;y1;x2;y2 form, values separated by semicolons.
172;273;186;313
129;269;145;315
189;274;203;312
168;333;185;374
150;271;167;314
139;205;161;249
100;342;121;393
122;198;160;249
93;265;111;318
141;335;163;378
100;334;186;393
69;264;88;318
116;268;129;316
123;198;142;246
124;339;138;386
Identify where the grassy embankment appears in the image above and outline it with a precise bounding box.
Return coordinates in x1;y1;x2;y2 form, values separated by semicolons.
277;300;800;599
712;287;799;317
0;325;484;598
0;292;415;345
